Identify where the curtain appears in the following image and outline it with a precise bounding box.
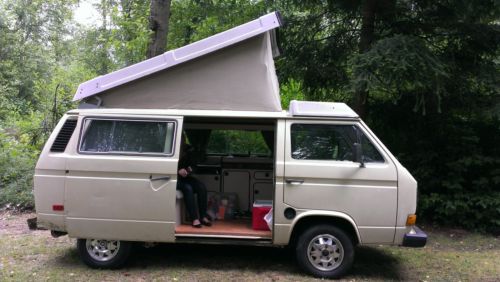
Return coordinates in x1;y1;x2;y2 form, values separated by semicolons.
261;130;274;156
185;129;212;160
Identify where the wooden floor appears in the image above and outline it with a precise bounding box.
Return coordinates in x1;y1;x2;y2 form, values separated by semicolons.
175;219;272;238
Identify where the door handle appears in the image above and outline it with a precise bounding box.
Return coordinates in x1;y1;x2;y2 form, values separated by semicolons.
150;176;171;181
286;179;304;185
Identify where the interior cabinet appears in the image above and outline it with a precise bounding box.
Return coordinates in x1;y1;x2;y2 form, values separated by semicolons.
193;173;221;193
252;182;273;202
222;169;250;211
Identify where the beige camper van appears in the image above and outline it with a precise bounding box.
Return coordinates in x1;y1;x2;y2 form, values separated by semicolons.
33;12;426;279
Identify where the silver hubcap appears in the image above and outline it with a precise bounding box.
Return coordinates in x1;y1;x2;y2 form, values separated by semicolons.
307;234;344;271
86;239;120;262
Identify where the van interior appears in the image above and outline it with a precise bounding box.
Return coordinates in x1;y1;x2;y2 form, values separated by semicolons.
175;117;276;240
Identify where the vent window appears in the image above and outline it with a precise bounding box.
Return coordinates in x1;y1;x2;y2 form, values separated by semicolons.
50;119;78;152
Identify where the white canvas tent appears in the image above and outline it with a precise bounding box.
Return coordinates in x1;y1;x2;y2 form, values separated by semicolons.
74;12;283;112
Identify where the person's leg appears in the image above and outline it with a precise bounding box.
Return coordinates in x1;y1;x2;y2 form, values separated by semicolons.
177;180;199;223
194;179;208;219
187;177;210;224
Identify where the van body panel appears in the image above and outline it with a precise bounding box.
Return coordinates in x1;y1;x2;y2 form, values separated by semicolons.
283;119;398;243
33;169;66;211
358;120;419;232
273;224;292;245
357;226;398;244
274;209;361;245
64;163;177;221
66;218;174;242
34;115;75;231
395;165;418;227
272;120;287;245
283;173;397;226
393;226;411;245
62;115;183;242
36;213;66;231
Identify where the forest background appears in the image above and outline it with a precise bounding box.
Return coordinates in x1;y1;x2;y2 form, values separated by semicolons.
0;0;498;233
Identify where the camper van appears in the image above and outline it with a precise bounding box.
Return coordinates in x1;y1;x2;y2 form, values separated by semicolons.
33;12;426;279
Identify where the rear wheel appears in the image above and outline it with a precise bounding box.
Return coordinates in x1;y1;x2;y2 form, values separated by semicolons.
77;238;131;269
295;225;354;279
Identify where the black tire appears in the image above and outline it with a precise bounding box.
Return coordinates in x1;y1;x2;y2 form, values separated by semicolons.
77;238;132;269
295;225;354;279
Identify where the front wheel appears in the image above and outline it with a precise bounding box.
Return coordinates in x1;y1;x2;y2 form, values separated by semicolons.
295;225;354;279
77;238;131;269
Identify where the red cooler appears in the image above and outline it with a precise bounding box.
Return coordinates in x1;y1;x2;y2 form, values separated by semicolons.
252;200;273;231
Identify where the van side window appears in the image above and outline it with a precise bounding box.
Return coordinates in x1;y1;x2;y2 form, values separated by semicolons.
80;119;175;155
291;124;384;162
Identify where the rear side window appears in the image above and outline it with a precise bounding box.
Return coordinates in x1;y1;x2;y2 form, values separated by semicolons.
79;119;175;155
291;124;384;162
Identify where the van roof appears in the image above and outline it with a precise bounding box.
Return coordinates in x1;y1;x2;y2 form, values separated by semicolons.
73;12;283;112
68;101;359;119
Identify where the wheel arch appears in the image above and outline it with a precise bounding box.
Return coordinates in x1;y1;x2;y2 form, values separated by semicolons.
289;211;361;247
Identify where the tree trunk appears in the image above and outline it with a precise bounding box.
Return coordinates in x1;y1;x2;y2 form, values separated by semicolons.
354;0;377;119
98;0;110;74
146;0;172;58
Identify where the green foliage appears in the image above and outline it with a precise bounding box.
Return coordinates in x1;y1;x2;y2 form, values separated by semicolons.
0;0;77;113
280;79;305;109
207;130;271;156
109;0;150;66
168;0;266;49
0;122;41;209
274;1;359;100
0;0;77;209
350;35;448;114
277;0;499;231
368;100;500;232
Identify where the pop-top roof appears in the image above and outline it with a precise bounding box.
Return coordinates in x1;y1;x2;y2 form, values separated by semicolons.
289;100;359;118
73;12;283;112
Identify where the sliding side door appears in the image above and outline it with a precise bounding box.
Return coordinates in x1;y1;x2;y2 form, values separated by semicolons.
65;115;182;242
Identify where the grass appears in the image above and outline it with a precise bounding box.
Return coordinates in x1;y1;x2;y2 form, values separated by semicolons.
0;212;498;281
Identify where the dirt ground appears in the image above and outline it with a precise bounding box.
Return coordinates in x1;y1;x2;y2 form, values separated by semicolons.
0;212;36;235
1;211;499;281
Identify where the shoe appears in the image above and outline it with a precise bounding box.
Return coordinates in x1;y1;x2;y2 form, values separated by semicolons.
192;219;202;228
201;218;212;227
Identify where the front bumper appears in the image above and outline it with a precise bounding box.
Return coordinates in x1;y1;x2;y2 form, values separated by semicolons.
402;226;427;247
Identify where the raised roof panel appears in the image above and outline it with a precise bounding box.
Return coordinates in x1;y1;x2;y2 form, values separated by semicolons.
73;12;283;113
289;100;359;118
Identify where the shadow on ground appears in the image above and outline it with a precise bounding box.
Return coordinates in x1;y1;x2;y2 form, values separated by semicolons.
349;246;402;280
52;243;402;280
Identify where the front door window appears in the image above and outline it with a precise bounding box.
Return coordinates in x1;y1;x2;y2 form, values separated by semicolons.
290;124;384;163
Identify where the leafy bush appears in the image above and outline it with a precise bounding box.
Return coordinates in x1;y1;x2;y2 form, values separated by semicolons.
369;100;500;232
0;140;37;210
0;117;44;210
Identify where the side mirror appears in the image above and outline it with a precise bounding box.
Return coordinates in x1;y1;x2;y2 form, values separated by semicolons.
353;143;365;168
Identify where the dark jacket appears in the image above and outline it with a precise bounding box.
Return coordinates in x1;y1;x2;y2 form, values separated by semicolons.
178;144;196;171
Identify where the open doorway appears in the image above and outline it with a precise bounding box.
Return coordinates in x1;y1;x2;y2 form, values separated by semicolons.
174;117;276;240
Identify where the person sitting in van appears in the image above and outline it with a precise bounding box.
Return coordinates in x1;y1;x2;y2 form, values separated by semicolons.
177;134;212;228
